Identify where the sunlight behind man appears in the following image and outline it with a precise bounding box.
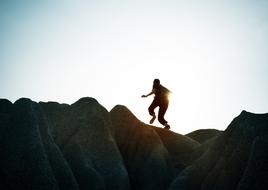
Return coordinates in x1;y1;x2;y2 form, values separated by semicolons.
1;0;268;134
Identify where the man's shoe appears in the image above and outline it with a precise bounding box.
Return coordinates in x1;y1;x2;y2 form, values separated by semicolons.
164;124;170;130
149;115;156;124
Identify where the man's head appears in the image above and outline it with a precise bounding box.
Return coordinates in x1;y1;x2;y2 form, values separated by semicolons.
153;79;160;86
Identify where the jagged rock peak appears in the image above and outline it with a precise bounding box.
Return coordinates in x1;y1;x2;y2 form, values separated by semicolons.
71;97;100;106
0;98;12;104
0;98;13;112
238;110;268;117
226;110;268;134
14;97;34;105
110;105;140;122
111;104;131;113
186;129;222;144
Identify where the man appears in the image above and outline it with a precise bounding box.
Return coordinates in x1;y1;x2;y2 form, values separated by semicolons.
142;79;171;130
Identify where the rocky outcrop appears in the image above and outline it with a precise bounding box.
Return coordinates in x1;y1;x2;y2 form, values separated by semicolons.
1;98;267;190
110;105;199;190
0;98;67;190
169;111;268;190
40;98;130;190
0;98;129;190
186;129;222;144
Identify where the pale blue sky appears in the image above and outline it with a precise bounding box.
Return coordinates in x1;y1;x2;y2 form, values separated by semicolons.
1;0;268;134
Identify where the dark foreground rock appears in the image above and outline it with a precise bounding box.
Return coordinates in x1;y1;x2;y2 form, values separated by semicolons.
0;98;129;190
110;105;199;190
0;98;267;190
169;111;268;190
186;129;222;144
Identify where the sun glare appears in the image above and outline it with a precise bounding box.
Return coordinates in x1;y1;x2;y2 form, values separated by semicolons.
1;0;268;135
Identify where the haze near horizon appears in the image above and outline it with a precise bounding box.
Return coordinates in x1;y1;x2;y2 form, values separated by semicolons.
1;0;268;134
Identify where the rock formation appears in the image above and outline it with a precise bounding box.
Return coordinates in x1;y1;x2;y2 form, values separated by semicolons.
110;105;198;190
0;98;267;190
0;98;129;190
170;111;268;190
186;129;222;144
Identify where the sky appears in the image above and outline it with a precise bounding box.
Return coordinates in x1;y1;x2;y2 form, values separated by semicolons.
1;0;268;134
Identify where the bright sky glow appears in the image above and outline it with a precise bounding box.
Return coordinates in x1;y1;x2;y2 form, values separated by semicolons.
1;0;268;134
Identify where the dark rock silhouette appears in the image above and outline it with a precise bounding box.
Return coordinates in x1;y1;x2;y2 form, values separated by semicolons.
40;97;129;190
0;97;129;190
0;98;267;190
0;98;65;190
169;111;268;190
186;129;222;144
110;105;199;190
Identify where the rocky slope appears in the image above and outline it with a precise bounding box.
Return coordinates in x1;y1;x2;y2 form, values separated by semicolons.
186;129;222;144
170;111;268;190
0;97;267;190
110;105;199;190
0;97;129;190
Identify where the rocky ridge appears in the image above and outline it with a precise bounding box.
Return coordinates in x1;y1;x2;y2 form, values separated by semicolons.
0;97;267;190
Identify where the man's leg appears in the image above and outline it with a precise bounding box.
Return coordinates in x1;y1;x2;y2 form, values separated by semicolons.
158;100;170;129
148;99;158;124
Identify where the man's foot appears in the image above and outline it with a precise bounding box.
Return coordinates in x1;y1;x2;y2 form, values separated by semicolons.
164;124;170;130
149;115;156;124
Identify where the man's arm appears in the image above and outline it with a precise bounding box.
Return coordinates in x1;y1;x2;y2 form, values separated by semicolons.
141;89;156;98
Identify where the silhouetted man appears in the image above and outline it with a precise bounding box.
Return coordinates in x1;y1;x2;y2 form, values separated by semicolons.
142;79;171;130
